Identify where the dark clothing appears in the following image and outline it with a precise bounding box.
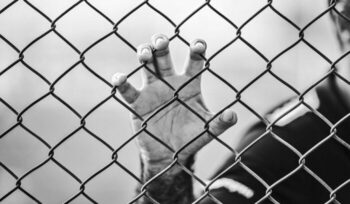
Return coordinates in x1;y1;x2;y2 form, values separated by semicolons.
202;78;350;204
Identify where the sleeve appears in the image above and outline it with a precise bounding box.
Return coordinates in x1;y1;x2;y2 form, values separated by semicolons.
199;123;300;204
198;167;267;204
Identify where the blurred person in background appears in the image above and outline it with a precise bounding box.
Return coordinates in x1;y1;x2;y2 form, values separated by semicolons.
112;0;350;203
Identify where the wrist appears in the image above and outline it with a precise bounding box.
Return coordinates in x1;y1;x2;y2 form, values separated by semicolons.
140;154;195;176
141;157;182;176
137;155;195;204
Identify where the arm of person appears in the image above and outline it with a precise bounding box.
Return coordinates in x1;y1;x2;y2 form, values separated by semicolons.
132;114;301;204
135;156;195;204
134;122;278;204
111;34;237;204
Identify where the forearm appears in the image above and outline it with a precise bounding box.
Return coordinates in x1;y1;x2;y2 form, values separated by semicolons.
136;156;195;204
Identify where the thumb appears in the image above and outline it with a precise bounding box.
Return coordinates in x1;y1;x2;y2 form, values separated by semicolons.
209;109;237;136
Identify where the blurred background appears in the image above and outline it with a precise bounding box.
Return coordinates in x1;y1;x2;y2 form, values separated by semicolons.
0;0;341;203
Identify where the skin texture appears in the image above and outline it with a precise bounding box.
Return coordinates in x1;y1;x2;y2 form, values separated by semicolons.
112;34;237;203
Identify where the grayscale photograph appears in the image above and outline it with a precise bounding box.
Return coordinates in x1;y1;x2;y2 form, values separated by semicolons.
0;0;349;203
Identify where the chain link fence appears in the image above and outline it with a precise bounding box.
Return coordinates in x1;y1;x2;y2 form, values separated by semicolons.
0;0;349;203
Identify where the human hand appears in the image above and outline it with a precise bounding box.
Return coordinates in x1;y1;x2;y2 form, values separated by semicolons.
112;34;237;166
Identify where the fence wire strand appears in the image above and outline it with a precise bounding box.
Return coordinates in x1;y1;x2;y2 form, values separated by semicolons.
0;0;349;203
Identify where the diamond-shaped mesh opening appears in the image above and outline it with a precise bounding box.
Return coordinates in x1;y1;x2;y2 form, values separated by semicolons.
179;6;237;55
22;95;79;145
54;130;112;179
0;1;50;48
21;161;80;203
24;33;79;82
117;5;175;46
53;64;111;114
54;2;113;51
241;7;300;58
0;64;48;111
0;127;48;174
83;34;141;84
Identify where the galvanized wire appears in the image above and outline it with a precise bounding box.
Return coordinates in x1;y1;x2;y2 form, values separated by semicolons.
0;0;349;203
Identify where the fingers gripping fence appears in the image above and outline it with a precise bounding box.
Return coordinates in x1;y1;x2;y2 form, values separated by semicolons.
0;0;350;203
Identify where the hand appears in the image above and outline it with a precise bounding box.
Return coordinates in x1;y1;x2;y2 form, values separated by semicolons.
112;34;237;166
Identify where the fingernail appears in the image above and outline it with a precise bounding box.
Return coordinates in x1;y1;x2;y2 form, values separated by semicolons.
221;111;235;122
141;48;150;55
195;42;205;51
156;37;164;47
112;73;127;86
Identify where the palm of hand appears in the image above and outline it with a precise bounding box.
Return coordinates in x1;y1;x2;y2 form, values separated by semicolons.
132;76;211;162
112;34;236;163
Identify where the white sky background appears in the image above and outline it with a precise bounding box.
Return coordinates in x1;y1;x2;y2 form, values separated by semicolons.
0;0;341;203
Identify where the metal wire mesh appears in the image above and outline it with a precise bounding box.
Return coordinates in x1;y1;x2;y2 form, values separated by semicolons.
0;0;349;203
